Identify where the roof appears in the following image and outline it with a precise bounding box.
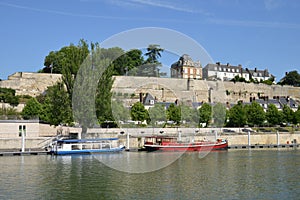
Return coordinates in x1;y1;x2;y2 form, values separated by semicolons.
171;54;201;68
57;138;119;143
203;63;242;71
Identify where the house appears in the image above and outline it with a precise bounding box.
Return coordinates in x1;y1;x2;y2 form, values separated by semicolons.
203;62;243;81
170;54;202;79
243;68;273;82
203;62;274;82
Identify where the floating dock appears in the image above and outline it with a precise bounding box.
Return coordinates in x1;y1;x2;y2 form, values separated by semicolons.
0;151;51;156
228;144;299;149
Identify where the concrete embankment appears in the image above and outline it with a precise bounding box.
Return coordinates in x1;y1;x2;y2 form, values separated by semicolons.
1;127;299;152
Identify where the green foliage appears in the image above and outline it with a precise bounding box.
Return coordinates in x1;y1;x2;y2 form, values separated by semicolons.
0;87;19;106
111;100;131;123
138;44;164;77
166;103;181;125
198;103;212;127
0;108;20;119
40;82;73;126
180;105;198;125
227;101;247;127
21;98;41;119
293;108;300;124
281;105;294;124
148;104;167;126
212;103;226;127
130;102;149;123
246;101;266;126
231;75;246;83
279;70;300;87
111;49;144;75
266;104;282;126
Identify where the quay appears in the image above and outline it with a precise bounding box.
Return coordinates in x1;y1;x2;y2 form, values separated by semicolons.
0;149;51;156
228;143;299;149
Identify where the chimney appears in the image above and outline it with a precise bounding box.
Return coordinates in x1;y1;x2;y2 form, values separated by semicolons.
139;93;143;103
216;62;220;66
254;68;257;72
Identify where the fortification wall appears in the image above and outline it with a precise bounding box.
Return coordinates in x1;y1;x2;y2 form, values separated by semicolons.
0;72;62;97
0;73;299;104
113;76;300;104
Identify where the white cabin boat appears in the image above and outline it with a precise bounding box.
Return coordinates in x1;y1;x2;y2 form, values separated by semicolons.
50;138;125;155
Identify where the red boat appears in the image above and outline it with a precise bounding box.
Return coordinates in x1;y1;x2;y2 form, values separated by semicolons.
144;136;228;152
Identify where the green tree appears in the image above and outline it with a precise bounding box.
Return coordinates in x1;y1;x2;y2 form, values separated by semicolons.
246;101;266;126
181;105;198;126
293;108;300;124
111;100;131;124
41;82;73;126
227;101;247;127
212;103;226;127
21;98;41;120
279;70;300;86
43;39;90;99
198;103;212;127
148;104;167;126
0;108;20;119
166;103;181;125
138;44;164;77
130;102;149;124
281;105;294;124
112;49;144;76
266;104;281;126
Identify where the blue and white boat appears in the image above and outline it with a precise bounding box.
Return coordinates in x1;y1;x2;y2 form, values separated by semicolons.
50;138;125;155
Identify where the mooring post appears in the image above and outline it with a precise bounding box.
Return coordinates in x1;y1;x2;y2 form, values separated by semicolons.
248;131;251;147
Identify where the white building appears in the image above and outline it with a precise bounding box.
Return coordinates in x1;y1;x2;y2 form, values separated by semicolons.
203;62;274;82
202;62;243;81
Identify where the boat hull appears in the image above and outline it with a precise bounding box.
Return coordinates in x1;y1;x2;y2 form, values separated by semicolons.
51;147;125;155
144;141;228;152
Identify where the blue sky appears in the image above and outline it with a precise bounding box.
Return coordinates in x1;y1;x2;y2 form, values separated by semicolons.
0;0;299;81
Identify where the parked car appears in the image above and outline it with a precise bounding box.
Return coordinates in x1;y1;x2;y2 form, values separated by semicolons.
241;128;255;133
223;129;235;133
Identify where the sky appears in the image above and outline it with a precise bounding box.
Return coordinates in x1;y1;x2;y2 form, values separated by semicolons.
0;0;300;81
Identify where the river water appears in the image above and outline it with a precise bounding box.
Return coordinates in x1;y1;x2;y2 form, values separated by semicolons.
0;149;299;200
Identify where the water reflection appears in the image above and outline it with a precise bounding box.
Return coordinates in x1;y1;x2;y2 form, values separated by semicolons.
0;150;299;200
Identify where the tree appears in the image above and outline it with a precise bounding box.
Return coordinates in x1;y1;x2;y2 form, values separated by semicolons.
266;104;281;126
111;49;144;76
43;39;90;99
281;105;294;124
279;70;300;87
293;108;300;124
138;44;164;77
148;104;167;126
130;102;149;124
198;103;212;127
246;101;266;126
180;105;198;126
21;98;41;120
166;103;181;125
40;82;73;126
111;100;131;124
212;103;226;127
227;101;247;127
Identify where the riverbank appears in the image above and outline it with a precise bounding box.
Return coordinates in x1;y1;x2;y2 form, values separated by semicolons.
1;127;299;152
